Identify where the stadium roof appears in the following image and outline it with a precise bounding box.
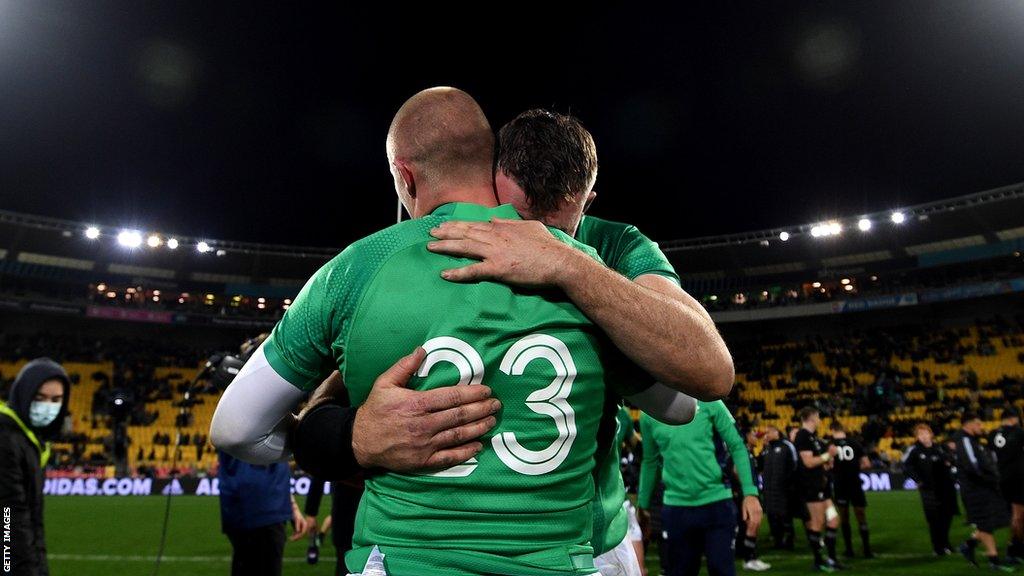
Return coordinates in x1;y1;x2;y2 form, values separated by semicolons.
1;182;1022;287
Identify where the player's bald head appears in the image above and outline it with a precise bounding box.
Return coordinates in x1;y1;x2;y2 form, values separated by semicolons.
387;87;495;189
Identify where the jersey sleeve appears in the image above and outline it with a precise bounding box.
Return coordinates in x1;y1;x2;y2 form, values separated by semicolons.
264;249;356;391
611;225;680;284
637;414;662;509
709;401;759;497
795;430;814;453
615;406;634;447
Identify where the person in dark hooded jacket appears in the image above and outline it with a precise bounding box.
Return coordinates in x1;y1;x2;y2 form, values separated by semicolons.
0;358;71;576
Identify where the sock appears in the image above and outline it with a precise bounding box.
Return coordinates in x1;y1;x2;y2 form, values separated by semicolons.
860;523;871;554
742;536;757;561
825;528;838;561
966;537;979;551
1011;537;1024;558
988;554;1001;566
841;520;853;553
808;530;824;565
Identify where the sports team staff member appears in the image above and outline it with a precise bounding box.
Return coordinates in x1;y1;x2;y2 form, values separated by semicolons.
794;407;841;572
902;423;959;556
990;405;1024;562
0;358;70;576
827;421;873;559
761;425;798;550
638;401;762;576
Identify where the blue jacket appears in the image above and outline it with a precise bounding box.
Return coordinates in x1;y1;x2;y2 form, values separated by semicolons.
217;450;292;532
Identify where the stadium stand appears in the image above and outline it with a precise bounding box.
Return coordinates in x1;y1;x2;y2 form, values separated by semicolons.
1;184;1023;478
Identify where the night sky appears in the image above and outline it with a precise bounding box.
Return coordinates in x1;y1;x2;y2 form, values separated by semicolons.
1;2;1022;249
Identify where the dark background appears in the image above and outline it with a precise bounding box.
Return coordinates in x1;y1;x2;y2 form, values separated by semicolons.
1;2;1022;247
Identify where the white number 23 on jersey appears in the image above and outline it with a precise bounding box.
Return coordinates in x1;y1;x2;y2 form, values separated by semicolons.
417;334;578;477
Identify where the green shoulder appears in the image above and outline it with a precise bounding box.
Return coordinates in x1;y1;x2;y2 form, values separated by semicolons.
576;215;679;283
264;216;442;391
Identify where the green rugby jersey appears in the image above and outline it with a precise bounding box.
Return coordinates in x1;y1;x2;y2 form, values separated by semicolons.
637;401;759;510
265;203;646;576
575;216;678;285
575;216;678;555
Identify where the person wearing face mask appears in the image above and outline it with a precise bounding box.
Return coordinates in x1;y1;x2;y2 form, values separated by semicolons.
0;357;70;576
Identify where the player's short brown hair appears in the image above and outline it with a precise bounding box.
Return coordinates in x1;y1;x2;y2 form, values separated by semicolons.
913;423;932;434
496;109;598;217
798;406;819;423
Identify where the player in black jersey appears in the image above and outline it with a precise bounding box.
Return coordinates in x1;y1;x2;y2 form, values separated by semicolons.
795;407;842;572
828;421;873;558
990;405;1024;561
955;411;1014;571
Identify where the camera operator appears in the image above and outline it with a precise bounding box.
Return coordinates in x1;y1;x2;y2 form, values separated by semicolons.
212;335;316;576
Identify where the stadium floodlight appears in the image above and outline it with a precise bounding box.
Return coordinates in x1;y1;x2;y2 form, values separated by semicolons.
106;291;116;298
147;235;162;248
284;298;292;305
85;226;101;240
152;296;160;302
891;211;906;224
153;290;161;296
779;231;790;242
858;218;872;231
811;222;842;238
117;230;143;248
709;295;718;301
257;297;266;303
196;241;212;253
166;238;179;250
96;283;107;292
841;278;851;285
812;282;822;288
844;284;854;292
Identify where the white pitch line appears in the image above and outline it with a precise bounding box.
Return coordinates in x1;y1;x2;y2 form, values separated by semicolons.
759;552;934;560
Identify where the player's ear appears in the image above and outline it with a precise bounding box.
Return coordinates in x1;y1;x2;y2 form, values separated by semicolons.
397;160;417;199
583;190;597;213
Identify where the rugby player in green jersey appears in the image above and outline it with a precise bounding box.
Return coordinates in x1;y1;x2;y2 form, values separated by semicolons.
290;108;726;576
213;89;732;576
429;110;737;576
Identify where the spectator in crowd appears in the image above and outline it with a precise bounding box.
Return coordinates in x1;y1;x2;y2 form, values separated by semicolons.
0;358;71;576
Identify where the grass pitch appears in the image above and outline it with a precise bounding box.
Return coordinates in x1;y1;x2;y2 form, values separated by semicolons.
45;490;1012;575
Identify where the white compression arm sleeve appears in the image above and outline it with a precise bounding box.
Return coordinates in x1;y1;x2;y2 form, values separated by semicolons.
626;383;697;425
209;343;306;464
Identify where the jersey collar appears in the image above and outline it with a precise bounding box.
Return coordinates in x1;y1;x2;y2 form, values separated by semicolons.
430;203;521;222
